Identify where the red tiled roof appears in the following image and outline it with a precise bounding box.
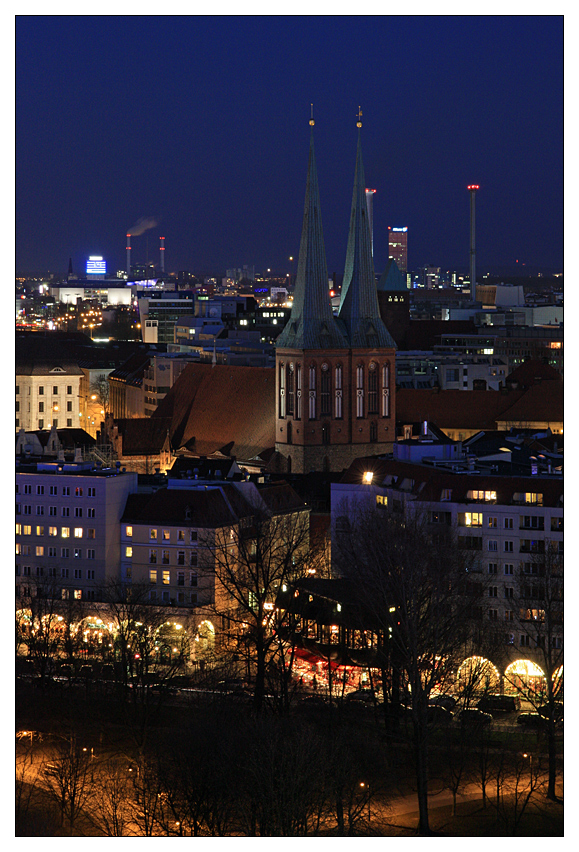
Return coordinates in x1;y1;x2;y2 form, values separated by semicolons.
153;363;275;458
396;388;527;431
121;487;240;528
497;381;563;425
115;417;172;455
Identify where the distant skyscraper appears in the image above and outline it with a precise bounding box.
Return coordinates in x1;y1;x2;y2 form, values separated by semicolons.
388;227;408;273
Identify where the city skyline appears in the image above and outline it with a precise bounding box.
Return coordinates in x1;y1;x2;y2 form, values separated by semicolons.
16;16;563;278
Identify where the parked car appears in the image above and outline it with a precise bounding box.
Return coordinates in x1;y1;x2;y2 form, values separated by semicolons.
345;689;376;704
477;694;520;714
429;694;457;711
517;712;546;729
427;704;453;726
459;708;493;726
538;701;564;720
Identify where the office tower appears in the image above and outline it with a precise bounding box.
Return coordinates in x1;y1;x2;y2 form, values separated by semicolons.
388;227;408;273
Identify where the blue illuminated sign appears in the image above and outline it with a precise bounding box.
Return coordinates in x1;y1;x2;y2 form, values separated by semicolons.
86;256;106;275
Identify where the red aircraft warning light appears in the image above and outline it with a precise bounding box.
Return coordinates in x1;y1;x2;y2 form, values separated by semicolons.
467;185;480;191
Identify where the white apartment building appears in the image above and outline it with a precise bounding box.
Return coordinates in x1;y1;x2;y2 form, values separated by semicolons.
332;456;563;657
16;462;138;603
16;362;83;432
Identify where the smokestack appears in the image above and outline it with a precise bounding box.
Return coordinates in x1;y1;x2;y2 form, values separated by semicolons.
365;188;376;257
160;236;165;274
467;185;479;300
126;233;131;278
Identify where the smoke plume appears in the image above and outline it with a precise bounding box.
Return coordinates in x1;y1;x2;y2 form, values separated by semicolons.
127;216;158;236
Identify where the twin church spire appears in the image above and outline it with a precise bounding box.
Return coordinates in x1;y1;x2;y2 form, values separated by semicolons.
276;113;396;352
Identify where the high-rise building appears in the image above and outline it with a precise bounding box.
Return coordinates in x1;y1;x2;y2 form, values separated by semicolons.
275;122;397;474
388;227;408;273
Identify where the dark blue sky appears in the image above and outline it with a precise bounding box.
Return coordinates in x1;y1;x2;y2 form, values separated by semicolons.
16;15;564;279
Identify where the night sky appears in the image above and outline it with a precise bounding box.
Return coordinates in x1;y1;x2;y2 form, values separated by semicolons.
16;15;564;279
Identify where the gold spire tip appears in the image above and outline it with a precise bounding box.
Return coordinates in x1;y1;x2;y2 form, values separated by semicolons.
309;103;315;126
356;105;363;128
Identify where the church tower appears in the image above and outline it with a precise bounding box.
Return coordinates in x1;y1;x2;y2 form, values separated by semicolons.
275;113;396;474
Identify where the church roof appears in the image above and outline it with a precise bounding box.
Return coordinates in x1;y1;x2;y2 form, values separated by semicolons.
338;132;397;350
377;258;408;292
152;362;275;459
275;131;349;351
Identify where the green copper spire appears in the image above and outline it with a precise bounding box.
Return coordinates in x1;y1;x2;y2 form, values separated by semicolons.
276;124;348;350
339;117;397;349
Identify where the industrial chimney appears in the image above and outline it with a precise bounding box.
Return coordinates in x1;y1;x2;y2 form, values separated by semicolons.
160;236;165;274
467;185;479;300
126;233;131;278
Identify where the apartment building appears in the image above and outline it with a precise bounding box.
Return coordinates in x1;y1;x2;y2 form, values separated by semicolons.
16;361;83;432
331;451;563;658
16;461;138;603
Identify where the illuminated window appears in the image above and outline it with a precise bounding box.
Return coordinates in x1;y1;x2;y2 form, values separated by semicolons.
126;525;133;537
36;546;44;556
23;525;31;536
464;512;483;526
163;529;171;541
48;526;57;536
150;528;158;540
162;571;170;585
62;527;70;538
149;570;157;584
36;525;44;536
125;546;133;558
469;490;497;502
74;528;83;538
74;590;82;600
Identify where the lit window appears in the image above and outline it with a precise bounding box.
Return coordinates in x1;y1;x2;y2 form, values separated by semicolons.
61;527;70;538
465;512;483;526
150;528;158;540
126;526;133;537
149;570;157;584
74;590;82;600
74;528;83;538
162;571;170;585
125;546;133;558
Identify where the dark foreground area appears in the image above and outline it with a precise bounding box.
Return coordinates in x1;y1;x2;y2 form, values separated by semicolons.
15;678;563;836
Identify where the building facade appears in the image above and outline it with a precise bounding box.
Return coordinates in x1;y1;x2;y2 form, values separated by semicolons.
388;227;408;273
16;462;138;603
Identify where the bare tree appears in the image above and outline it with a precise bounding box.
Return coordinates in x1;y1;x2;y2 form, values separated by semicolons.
507;544;563;800
43;735;96;835
90;759;135;836
209;488;311;712
93;581;190;754
333;506;488;835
